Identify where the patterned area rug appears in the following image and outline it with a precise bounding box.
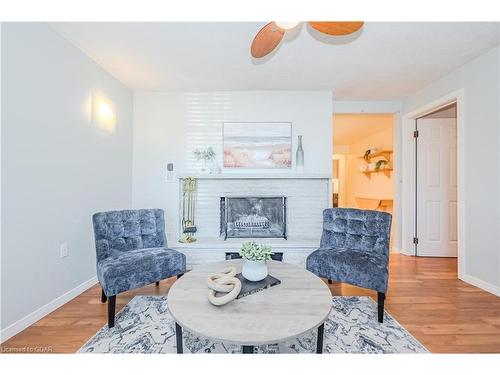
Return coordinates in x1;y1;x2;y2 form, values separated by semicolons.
79;295;427;354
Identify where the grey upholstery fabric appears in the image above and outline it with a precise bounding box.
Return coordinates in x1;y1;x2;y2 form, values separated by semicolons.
306;208;392;293
93;209;186;296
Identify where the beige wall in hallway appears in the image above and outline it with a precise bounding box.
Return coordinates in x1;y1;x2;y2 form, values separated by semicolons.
345;126;393;208
333;114;395;243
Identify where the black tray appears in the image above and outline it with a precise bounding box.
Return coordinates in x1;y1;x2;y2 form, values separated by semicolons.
234;273;281;299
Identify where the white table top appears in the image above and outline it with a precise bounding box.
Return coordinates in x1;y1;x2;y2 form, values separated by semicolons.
167;259;332;346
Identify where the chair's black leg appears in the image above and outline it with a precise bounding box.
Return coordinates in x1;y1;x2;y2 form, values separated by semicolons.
242;345;254;354
328;279;332;284
108;295;116;328
316;323;324;353
177;273;184;279
175;323;183;354
377;292;386;323
155;281;160;286
101;289;107;303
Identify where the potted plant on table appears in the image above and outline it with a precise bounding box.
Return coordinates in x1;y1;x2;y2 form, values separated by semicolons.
239;242;273;282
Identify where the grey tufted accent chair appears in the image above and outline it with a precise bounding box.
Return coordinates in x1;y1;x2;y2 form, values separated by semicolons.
306;208;392;323
92;209;186;328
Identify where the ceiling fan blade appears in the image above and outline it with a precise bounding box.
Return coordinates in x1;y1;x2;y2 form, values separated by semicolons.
308;21;364;36
251;22;285;58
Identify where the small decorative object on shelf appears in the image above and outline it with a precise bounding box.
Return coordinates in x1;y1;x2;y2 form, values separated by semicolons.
240;242;273;282
363;147;378;161
206;267;242;306
296;135;305;173
193;147;216;174
179;177;198;243
375;159;389;171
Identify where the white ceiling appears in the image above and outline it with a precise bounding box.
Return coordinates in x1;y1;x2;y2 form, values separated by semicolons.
50;22;500;100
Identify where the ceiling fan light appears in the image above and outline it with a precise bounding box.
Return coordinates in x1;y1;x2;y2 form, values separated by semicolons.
274;22;300;30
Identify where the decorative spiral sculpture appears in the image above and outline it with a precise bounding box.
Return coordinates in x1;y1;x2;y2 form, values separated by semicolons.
206;267;242;306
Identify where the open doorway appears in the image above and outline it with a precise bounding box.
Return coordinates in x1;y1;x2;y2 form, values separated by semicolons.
401;90;464;277
332;114;396;248
414;103;458;257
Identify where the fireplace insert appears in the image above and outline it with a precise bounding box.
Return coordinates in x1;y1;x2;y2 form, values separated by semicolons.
220;196;287;239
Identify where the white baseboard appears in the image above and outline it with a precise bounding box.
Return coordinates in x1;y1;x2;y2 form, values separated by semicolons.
0;276;98;343
391;246;401;254
396;248;414;256
460;273;500;297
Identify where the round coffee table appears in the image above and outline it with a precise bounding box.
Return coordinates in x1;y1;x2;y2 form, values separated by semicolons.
167;259;332;354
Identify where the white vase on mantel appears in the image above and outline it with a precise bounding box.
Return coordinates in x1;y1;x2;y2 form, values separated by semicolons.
242;259;268;282
296;135;304;174
199;159;209;174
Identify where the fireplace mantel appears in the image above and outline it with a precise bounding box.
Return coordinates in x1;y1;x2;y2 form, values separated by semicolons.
177;173;331;180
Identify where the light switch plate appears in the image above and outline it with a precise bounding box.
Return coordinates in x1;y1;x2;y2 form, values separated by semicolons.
60;243;69;258
166;162;175;182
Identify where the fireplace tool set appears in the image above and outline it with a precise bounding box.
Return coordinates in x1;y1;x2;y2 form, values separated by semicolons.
179;177;197;243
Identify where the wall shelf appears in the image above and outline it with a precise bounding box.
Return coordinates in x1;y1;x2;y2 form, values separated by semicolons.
361;168;393;175
358;149;393;177
359;168;393;179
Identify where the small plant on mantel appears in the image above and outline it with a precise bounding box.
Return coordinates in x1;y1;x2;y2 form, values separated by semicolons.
193;147;216;162
193;147;216;173
239;242;273;262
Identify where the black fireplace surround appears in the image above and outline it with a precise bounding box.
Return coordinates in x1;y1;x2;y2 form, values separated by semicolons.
220;196;287;240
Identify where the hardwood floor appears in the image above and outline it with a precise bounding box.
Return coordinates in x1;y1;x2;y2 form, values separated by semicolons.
2;254;500;353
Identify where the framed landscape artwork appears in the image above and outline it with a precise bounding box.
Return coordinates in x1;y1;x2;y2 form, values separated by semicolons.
223;122;292;169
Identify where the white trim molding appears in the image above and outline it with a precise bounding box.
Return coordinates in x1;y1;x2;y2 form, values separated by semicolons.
176;173;331;180
498;32;500;300
391;247;402;254
401;89;467;276
0;276;98;343
460;274;500;297
332;101;402;114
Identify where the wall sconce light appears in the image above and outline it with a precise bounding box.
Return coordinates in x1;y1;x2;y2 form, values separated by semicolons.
91;91;116;132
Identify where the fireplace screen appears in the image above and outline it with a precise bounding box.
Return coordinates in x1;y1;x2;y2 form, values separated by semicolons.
220;196;287;239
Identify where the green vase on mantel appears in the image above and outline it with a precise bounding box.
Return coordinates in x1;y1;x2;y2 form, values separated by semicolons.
296;135;304;173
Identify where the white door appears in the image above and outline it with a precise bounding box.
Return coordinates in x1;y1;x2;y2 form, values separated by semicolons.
416;118;457;257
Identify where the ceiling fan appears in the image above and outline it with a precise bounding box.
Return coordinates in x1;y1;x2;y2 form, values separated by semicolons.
250;21;364;58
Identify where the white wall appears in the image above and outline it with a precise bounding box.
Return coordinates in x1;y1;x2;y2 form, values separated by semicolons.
1;23;133;339
132;91;333;241
403;46;500;293
0;22;3;336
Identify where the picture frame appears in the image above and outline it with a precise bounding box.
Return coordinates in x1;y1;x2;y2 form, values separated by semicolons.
222;122;292;169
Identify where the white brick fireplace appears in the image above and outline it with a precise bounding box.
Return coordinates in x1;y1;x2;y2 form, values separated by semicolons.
131;91;334;268
171;174;331;268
